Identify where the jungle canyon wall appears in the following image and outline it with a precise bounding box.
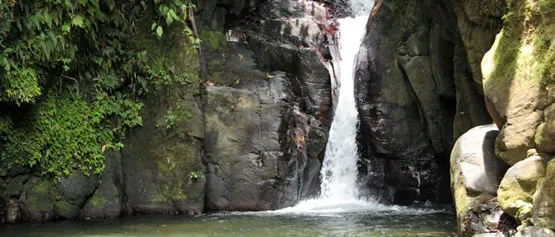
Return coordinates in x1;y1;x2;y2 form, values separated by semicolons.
0;0;336;222
0;2;553;237
354;0;495;204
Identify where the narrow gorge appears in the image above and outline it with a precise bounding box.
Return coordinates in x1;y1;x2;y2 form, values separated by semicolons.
0;0;553;236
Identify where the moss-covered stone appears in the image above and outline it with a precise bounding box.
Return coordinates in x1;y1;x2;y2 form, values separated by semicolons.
481;0;555;165
20;178;55;221
199;31;228;53
532;157;555;229
54;200;80;220
498;155;546;219
535;104;555;153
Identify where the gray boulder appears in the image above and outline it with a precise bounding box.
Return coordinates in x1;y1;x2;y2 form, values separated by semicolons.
450;124;508;236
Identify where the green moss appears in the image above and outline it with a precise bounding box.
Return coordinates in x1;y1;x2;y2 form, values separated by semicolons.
199;31;228;53
54;200;73;213
151;182;187;204
483;0;554;90
89;193;105;208
31;180;51;194
150;140;203;204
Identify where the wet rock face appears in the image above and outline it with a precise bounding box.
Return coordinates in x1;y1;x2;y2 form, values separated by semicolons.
199;0;333;211
355;0;492;204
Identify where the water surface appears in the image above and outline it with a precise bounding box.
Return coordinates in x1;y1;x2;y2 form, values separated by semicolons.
0;204;456;237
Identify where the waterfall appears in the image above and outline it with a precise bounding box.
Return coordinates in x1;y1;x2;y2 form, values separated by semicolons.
275;0;376;213
320;0;373;201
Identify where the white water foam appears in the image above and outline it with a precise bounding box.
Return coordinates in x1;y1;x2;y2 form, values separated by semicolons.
277;0;376;214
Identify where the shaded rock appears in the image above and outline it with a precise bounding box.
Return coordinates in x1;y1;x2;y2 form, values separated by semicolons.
54;171;98;219
19;177;55;222
81;151;124;219
498;155;546;219
6;198;18;223
355;0;492;204
450;124;508;236
535;104;555;153
122;86;205;215
57;172;98;208
204;85;284;211
452;0;504;87
452;40;494;139
532;157;555;229
493;108;543;165
200;0;331;211
5;175;29;198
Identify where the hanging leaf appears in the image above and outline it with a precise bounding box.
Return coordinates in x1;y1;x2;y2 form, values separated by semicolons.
71;15;85;28
156;25;164;38
61;23;71;33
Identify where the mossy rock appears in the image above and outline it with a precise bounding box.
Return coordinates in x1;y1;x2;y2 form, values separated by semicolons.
535;104;555;153
498;156;546;219
81;187;122;219
199;30;228;53
54;200;80;220
122;81;205;215
532;157;555;229
481;0;555;165
20;177;56;221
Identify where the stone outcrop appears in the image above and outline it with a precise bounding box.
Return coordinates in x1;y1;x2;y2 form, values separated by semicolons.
481;0;554;166
479;0;555;233
199;0;332;211
354;0;492;204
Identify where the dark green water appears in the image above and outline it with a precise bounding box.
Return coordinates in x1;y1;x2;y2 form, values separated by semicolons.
0;204;456;237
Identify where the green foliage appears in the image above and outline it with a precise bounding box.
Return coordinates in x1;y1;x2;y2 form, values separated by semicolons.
189;171;199;180
165;105;194;129
0;66;41;105
0;0;199;179
3;92;104;177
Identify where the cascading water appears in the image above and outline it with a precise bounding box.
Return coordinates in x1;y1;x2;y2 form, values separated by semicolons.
320;2;373;201
276;0;377;213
